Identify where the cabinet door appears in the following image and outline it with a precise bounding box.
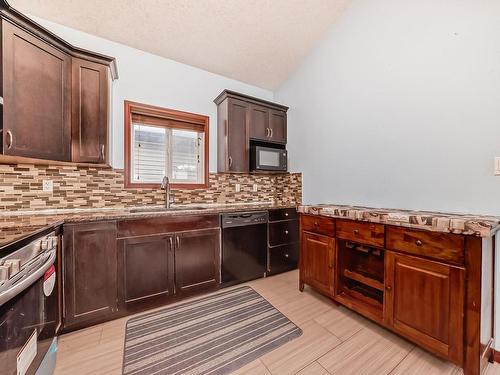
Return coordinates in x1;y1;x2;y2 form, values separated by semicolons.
300;231;335;297
249;104;269;140
227;98;249;172
118;234;174;309
385;251;464;364
63;222;117;329
71;58;109;163
175;228;221;294
2;20;71;161
269;109;286;144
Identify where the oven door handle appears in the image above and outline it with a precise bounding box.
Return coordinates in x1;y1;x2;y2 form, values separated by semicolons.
0;249;56;307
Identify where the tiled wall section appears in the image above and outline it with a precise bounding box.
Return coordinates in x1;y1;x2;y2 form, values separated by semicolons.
0;164;302;211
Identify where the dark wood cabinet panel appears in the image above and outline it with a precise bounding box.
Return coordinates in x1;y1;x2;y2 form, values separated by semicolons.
226;98;249;172
63;222;117;329
336;219;385;248
300;231;335;297
269;220;299;247
386;226;465;265
269;109;286;143
385;251;464;365
118;234;174;309
268;243;298;276
269;208;298;222
2;20;71;161
175;228;221;294
71;58;109;163
249;104;269;140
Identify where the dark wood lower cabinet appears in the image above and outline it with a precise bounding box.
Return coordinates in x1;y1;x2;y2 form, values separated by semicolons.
298;213;493;375
117;234;175;310
63;222;117;330
385;251;464;365
299;231;335;297
174;228;221;294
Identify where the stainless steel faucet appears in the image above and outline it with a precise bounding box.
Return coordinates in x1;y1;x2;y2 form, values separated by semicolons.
160;176;174;208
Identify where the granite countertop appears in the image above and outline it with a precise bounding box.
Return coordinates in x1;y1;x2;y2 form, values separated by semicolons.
0;202;296;248
299;204;500;237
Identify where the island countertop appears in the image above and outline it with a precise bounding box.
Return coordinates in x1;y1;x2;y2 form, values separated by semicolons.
298;204;500;237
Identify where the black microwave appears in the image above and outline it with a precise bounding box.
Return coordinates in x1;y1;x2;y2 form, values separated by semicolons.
250;145;287;172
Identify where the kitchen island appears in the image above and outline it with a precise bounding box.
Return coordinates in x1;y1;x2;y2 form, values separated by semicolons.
298;204;498;375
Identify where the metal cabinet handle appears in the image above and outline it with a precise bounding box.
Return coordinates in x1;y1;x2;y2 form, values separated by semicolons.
176;235;180;249
353;229;359;235
285;230;289;235
169;237;173;250
284;253;289;258
6;130;13;149
314;221;319;226
265;128;270;137
386;285;392;292
228;156;233;168
415;240;423;246
270;128;273;138
285;212;289;217
101;144;105;160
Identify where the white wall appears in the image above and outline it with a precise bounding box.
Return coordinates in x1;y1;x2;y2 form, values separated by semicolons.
31;16;273;170
276;0;500;216
276;0;500;349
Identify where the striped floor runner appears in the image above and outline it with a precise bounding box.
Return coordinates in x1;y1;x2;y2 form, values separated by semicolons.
122;286;302;375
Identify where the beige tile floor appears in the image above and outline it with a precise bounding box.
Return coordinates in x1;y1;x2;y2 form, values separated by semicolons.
54;270;500;375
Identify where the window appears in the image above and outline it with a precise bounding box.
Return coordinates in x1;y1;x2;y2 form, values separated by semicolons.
124;101;209;188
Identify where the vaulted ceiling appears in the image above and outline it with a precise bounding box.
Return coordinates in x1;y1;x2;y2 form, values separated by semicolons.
9;0;349;90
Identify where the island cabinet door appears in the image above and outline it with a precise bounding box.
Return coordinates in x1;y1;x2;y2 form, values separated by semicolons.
384;251;465;365
174;228;221;295
63;222;117;329
117;234;175;310
300;231;335;297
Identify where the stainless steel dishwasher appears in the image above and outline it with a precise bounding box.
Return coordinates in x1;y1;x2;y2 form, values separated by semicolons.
221;211;268;287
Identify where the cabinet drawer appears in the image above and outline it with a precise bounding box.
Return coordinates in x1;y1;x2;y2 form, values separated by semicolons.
269;220;299;246
386;226;465;264
301;215;335;236
336;220;385;247
269;208;297;222
268;243;298;275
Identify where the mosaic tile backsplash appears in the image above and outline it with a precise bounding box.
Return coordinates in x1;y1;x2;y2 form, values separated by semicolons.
0;164;302;211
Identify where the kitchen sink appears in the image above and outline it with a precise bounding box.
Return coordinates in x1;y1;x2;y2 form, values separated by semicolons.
129;206;208;213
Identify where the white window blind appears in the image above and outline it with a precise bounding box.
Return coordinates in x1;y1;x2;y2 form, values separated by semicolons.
131;121;204;184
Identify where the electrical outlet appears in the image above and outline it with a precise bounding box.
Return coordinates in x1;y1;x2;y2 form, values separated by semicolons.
42;180;53;192
495;157;500;175
252;184;258;192
235;183;241;193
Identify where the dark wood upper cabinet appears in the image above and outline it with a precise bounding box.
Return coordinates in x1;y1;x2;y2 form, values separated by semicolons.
2;20;72;161
0;1;117;164
249;104;269;140
226;98;249;172
71;58;110;163
385;251;465;365
63;222;118;330
174;228;221;294
268;109;287;143
214;90;288;172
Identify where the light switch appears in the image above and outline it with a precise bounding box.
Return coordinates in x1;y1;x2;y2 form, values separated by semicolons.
495;158;500;176
235;183;241;192
42;180;53;192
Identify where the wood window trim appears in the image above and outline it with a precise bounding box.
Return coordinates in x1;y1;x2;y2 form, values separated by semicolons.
124;100;209;189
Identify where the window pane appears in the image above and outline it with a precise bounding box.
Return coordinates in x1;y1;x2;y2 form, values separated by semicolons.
132;123;166;183
172;129;202;183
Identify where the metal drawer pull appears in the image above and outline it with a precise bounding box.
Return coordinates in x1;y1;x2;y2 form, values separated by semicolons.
353;229;359;234
386;285;392;292
228;156;233;167
284;230;289;234
285;212;289;217
415;240;423;246
6;130;13;149
284;253;289;258
314;222;319;226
